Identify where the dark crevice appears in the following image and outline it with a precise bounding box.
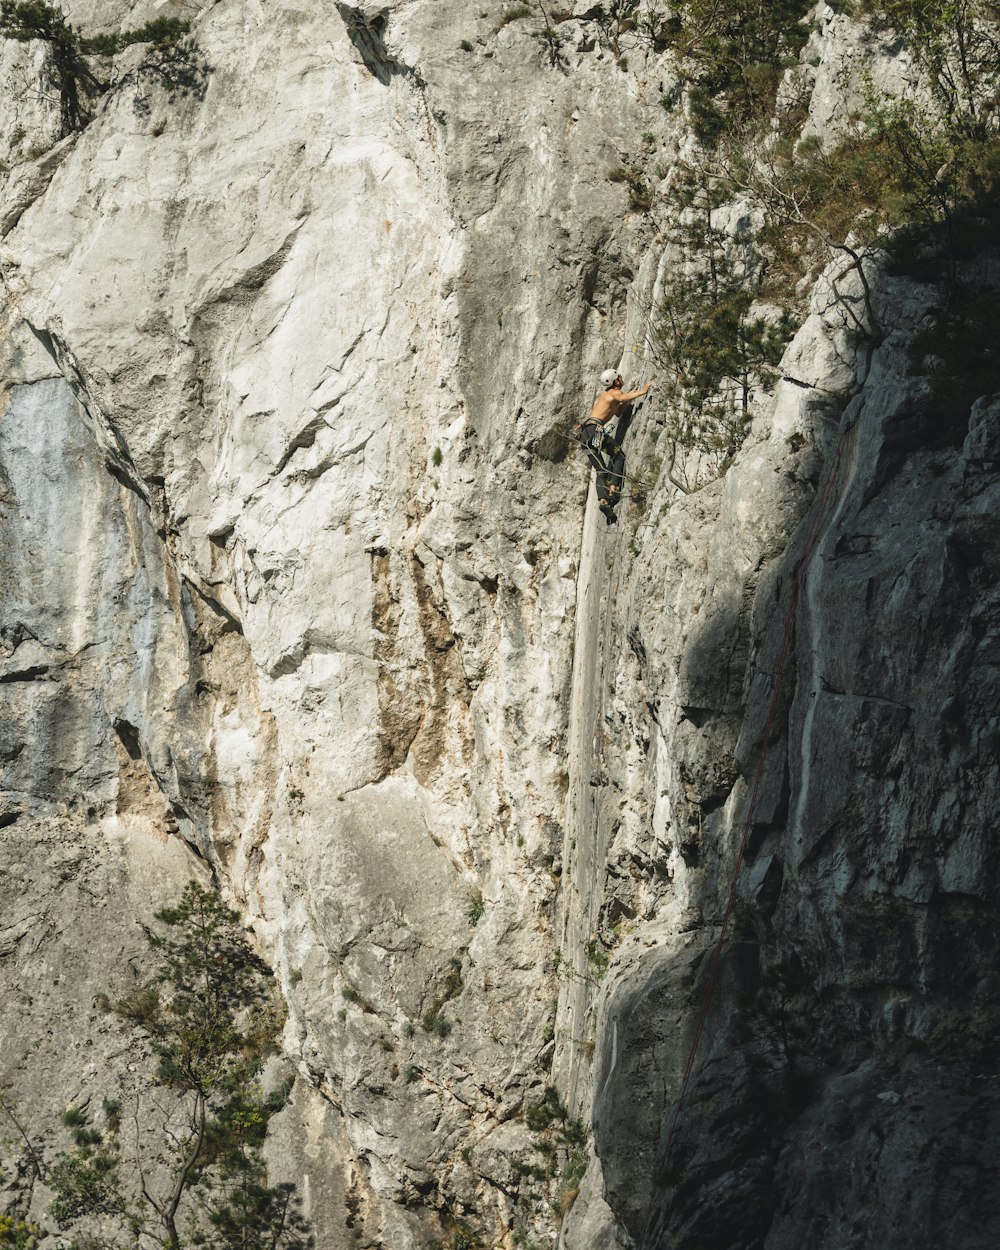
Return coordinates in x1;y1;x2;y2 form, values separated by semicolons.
275;414;327;475
679;837;700;869
182;574;244;635
335;4;425;87
113;717;143;761
106;461;150;503
1;623;40;651
209;527;234;549
0;665;53;683
680;705;713;728
207;227;301;308
26;321;151;504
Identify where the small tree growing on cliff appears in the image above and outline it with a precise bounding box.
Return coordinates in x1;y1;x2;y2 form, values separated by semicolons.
48;882;312;1250
651;167;796;459
0;1;192;135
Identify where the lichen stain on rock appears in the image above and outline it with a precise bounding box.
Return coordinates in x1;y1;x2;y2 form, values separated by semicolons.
370;547;423;775
407;551;474;786
369;543;474;787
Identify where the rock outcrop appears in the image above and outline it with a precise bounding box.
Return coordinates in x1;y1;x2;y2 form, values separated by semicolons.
1;2;998;1248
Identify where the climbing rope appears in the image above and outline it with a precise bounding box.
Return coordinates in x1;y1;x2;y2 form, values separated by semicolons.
642;414;859;1234
556;430;658;491
555;411;658;493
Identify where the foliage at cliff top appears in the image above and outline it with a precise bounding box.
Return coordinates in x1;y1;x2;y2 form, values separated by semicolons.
654;0;814;143
0;1;191;133
646;0;1000;463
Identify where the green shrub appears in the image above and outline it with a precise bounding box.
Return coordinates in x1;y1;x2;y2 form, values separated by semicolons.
421;1009;453;1038
585;938;609;975
47;883;310;1249
0;1;192;134
591;0;677;57
452;1225;479;1250
441;956;464;1001
557;1146;588;1217
512;1232;547;1250
649;166;796;457
531;18;565;67
655;0;813;142
0;1215;40;1250
493;5;532;34
607;162;653;211
525;1085;567;1132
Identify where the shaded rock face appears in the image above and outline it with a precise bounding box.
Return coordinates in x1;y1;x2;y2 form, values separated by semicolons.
1;3;999;1250
583;278;1000;1249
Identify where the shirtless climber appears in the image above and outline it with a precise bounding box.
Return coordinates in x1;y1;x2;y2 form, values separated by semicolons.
579;369;653;525
586;369;653;429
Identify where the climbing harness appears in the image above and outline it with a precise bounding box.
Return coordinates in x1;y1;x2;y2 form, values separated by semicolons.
639;414;859;1246
562;390;658;495
558;428;655;488
577;418;613;454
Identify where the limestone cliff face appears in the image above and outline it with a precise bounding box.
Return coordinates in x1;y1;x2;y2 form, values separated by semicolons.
1;2;998;1249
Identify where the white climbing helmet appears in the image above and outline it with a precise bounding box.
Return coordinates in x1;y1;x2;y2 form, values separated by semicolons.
600;368;619;387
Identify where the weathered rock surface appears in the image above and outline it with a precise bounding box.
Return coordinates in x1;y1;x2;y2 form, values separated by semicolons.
583;265;1000;1248
1;2;999;1248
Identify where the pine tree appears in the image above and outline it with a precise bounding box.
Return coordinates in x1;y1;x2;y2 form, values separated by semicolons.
0;1;190;134
48;883;312;1250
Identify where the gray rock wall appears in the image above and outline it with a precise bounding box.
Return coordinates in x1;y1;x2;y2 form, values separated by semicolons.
573;272;1000;1249
1;2;998;1248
